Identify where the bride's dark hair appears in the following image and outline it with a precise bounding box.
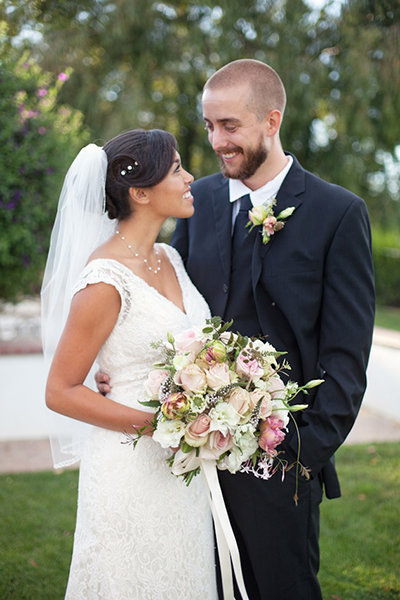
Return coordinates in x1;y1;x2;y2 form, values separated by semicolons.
103;129;178;220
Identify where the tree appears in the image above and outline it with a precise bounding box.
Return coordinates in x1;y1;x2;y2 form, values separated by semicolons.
0;28;89;300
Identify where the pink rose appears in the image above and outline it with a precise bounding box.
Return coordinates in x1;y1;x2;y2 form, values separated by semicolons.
145;369;169;397
258;417;286;454
228;387;250;416
206;363;231;390
176;363;207;393
249;389;273;419
235;350;264;380
174;328;204;357
263;216;277;236
161;392;189;419
200;431;234;460
184;414;211;447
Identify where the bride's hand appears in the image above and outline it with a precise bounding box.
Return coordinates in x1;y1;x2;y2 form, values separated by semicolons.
95;370;111;395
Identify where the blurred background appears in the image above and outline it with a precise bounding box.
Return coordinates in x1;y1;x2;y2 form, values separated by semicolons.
0;0;399;314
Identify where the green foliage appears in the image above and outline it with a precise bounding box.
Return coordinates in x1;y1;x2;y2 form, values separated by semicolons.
375;305;400;332
1;0;399;298
372;228;400;307
0;46;89;301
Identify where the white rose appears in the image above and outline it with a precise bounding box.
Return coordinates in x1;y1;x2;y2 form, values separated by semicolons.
152;419;186;448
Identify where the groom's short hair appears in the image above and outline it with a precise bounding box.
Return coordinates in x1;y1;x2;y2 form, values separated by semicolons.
204;59;286;120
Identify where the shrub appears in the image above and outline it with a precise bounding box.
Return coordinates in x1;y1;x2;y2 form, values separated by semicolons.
0;51;89;301
372;228;400;307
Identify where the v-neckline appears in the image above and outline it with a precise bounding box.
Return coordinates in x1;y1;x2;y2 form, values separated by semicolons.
89;248;188;316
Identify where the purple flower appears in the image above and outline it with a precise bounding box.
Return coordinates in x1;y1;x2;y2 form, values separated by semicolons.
13;190;22;203
6;202;16;210
38;127;47;135
46;167;54;175
37;88;48;97
58;72;69;82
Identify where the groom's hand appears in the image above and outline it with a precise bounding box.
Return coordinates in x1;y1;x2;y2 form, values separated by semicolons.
95;370;111;395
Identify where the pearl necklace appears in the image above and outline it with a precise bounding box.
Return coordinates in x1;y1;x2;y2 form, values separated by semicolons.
116;230;162;275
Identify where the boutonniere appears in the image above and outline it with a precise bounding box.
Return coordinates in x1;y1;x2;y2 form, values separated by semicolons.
246;200;296;244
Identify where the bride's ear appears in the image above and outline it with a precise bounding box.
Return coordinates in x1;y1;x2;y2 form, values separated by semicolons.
128;187;150;207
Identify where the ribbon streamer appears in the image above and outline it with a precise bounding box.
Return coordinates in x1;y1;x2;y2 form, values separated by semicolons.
201;460;250;600
171;450;249;599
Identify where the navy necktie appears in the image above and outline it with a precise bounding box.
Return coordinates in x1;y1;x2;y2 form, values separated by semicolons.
223;194;261;337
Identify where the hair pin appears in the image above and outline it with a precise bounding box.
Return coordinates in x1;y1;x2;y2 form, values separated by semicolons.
120;161;139;176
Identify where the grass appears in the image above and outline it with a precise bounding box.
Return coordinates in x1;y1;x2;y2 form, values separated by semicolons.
320;443;400;599
375;305;400;332
0;443;399;599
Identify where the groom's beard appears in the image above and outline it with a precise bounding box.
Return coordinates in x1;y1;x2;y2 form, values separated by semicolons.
217;138;268;181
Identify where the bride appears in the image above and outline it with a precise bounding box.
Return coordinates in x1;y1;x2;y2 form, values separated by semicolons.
42;129;218;599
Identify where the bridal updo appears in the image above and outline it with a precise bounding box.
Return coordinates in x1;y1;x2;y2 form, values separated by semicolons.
103;129;178;220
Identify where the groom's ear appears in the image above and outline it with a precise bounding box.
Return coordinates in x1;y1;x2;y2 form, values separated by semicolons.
128;187;150;206
264;109;282;136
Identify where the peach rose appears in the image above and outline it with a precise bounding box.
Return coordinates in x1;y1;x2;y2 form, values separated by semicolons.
200;431;234;460
249;389;273;419
184;414;211;447
228;387;250;416
145;369;169;398
206;363;231;390
176;363;207;393
267;375;286;399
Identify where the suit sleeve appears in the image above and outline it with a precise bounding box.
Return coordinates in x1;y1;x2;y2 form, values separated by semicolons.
287;198;375;476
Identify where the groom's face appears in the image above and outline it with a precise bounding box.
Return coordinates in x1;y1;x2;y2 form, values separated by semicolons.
202;83;269;182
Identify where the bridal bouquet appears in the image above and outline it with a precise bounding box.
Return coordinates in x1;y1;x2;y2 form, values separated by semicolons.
128;317;323;487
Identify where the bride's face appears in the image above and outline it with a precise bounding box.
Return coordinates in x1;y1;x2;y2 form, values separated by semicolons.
146;152;195;219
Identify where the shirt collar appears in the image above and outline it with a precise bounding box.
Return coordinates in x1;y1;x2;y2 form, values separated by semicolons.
229;155;293;206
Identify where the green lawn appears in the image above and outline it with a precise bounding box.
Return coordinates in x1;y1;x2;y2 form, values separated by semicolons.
375;305;400;332
1;443;399;599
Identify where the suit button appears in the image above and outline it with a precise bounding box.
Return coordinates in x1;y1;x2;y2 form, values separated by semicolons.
223;284;228;293
271;302;276;307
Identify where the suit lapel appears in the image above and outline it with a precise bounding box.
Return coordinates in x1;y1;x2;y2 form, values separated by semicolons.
253;154;306;285
211;177;232;280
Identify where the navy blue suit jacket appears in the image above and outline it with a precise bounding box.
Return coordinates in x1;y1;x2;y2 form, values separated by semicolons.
172;154;375;498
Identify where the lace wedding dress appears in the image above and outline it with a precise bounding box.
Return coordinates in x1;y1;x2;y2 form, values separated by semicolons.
65;244;218;600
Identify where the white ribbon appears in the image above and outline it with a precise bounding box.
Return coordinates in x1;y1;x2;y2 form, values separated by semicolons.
172;451;249;600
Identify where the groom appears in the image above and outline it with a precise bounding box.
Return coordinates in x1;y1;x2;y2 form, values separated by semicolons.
171;59;375;599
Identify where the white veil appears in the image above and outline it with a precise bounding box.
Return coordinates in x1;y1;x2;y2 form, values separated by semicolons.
41;144;117;468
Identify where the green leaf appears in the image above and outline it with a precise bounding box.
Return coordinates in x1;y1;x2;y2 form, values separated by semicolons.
139;400;160;408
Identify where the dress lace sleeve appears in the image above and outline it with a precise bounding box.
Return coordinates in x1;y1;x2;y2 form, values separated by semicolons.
72;258;132;325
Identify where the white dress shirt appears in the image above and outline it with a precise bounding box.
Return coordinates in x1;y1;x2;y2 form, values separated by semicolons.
229;155;293;228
